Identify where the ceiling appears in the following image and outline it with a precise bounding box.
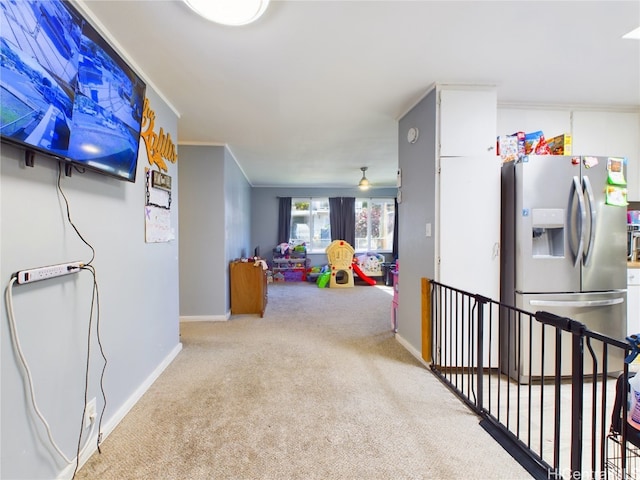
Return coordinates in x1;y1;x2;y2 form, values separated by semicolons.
79;0;640;188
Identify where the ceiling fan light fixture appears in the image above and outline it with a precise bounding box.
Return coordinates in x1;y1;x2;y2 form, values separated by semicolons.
183;0;269;26
358;167;370;190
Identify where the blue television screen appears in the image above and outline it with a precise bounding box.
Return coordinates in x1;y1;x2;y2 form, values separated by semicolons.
0;0;146;182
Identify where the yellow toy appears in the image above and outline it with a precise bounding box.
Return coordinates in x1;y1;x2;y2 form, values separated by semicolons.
325;240;355;288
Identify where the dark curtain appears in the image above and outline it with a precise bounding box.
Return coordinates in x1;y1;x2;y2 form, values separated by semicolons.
277;197;292;244
393;197;399;260
329;197;355;247
329;197;342;240
342;197;355;247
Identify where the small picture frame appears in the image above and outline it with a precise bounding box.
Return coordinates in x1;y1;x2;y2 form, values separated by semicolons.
151;170;172;191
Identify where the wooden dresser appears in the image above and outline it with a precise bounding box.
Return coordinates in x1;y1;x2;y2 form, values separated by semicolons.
229;261;268;317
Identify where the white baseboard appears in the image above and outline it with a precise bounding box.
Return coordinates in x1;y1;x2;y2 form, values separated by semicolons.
57;342;183;480
395;333;430;369
180;312;230;322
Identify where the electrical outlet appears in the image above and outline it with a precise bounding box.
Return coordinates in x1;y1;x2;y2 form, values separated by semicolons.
84;398;96;429
15;261;82;285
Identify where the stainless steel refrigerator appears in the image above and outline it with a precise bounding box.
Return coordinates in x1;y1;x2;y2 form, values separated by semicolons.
500;155;628;383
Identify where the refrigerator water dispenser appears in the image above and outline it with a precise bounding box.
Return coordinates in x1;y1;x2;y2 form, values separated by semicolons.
531;208;564;258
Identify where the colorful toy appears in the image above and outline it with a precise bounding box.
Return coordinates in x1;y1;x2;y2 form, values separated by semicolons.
317;271;331;288
355;252;385;278
352;260;376;286
325;240;354;288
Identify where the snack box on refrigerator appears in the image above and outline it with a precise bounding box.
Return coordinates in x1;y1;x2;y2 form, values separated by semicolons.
547;134;572;155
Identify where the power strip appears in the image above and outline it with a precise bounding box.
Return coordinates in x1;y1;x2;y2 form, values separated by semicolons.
15;261;83;285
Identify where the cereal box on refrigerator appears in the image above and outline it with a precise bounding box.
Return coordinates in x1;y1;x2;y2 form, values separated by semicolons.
497;131;525;163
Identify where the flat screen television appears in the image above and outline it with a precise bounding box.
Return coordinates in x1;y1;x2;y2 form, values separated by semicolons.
0;0;146;182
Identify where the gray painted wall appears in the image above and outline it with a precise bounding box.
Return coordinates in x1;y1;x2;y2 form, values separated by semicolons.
396;89;437;355
250;187;398;267
178;145;251;319
224;149;252;310
178;145;225;318
1;87;180;479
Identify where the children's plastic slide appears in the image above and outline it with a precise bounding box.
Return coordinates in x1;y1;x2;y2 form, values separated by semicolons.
352;262;377;286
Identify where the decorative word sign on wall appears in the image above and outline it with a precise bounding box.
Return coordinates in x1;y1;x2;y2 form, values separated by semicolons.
140;98;177;243
140;98;178;172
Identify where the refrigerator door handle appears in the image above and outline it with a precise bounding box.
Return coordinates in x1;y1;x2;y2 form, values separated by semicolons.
582;175;597;267
571;176;586;267
529;298;624;308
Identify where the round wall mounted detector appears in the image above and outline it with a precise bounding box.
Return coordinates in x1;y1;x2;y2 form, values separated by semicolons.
407;127;419;144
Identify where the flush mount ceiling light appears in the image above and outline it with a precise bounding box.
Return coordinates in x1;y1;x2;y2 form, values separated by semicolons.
183;0;269;26
358;167;370;190
623;26;640;40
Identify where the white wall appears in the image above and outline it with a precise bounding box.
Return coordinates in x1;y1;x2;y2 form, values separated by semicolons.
0;86;180;480
497;107;571;138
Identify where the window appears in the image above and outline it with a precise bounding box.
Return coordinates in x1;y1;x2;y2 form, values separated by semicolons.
355;198;395;252
290;198;331;252
290;197;394;254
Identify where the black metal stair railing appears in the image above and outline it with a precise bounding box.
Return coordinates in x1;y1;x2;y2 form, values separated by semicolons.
427;279;635;480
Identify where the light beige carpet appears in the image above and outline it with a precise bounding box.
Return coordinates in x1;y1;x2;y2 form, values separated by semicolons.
76;281;532;480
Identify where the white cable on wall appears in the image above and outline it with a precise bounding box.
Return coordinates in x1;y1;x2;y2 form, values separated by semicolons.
5;277;95;466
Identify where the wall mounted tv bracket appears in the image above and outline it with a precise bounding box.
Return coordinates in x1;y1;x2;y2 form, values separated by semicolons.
25;150;35;168
23;150;73;177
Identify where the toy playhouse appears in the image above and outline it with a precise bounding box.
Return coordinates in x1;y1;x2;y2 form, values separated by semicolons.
325;240;355;288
